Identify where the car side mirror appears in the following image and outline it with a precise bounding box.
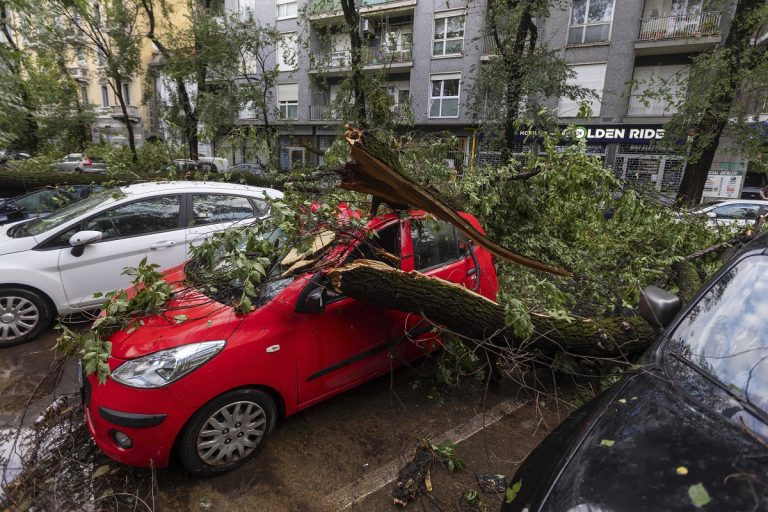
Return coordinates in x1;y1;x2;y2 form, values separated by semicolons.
305;287;326;313
4;201;23;216
69;230;102;257
638;286;682;329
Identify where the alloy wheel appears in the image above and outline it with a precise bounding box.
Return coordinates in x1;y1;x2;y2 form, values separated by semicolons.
196;400;267;466
0;295;40;342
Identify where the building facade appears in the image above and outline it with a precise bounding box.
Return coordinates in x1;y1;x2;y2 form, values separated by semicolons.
225;0;765;200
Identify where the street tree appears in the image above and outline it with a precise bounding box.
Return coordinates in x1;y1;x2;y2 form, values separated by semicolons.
43;0;143;160
468;0;589;162
664;0;768;205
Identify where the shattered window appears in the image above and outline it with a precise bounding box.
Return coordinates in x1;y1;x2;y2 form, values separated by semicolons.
667;255;768;414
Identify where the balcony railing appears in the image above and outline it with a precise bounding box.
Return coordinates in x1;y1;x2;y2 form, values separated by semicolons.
363;45;412;65
626;94;682;117
309;105;341;121
482;35;497;55
638;11;722;41
310;0;341;15
67;66;89;81
110;105;141;120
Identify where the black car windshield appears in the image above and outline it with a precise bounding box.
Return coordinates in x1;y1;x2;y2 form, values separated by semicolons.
20;188;123;236
667;255;768;414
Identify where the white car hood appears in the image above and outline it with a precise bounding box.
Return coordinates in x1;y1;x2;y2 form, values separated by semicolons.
0;227;39;255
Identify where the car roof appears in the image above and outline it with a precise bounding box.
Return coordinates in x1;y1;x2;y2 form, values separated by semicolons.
118;181;283;198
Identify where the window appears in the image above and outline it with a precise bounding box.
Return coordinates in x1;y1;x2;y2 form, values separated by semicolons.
277;32;298;72
80;85;88;103
711;204;762;220
411;220;466;271
84;196;181;240
277;83;298;120
101;85;109;107
191;195;257;226
276;0;297;19
432;12;464;56
97;49;106;67
558;63;606;117
568;0;615;45
667;256;768;415
429;74;460;118
238;0;255;13
122;83;131;105
346;223;401;267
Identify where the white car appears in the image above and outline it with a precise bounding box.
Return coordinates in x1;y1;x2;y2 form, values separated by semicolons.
0;181;282;346
692;200;768;228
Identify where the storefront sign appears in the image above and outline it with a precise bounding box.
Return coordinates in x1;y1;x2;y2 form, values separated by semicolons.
513;125;667;144
703;170;743;199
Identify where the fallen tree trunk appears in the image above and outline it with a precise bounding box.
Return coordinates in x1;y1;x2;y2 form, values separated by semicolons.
328;260;655;359
0;166;334;196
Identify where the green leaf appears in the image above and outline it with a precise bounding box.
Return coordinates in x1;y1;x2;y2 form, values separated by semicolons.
173;314;188;324
506;480;522;503
600;439;615;447
92;464;110;478
688;483;711;508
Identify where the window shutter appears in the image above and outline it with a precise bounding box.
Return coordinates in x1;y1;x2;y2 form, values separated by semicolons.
278;83;299;102
558;63;606;117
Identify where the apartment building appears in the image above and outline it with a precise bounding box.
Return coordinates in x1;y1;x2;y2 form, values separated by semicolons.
228;0;764;199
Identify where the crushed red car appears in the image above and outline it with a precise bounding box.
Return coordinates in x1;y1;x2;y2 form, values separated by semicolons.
83;210;498;475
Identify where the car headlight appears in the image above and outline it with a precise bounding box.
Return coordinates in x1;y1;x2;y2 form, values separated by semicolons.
111;340;226;388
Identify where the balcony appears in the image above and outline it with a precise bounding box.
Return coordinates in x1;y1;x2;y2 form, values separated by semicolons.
109;105;141;121
67;66;89;82
636;12;722;55
626;94;681;117
481;35;498;60
310;0;416;18
311;45;413;74
309;105;341;121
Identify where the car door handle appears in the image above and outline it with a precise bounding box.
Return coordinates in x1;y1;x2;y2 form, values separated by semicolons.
150;241;177;250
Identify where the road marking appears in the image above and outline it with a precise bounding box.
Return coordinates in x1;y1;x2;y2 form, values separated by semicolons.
323;398;525;511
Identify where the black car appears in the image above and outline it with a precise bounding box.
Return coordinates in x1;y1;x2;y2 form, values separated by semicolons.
503;234;768;512
231;162;265;175
0;185;102;225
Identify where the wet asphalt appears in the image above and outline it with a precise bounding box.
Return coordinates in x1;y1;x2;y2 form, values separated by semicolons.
0;329;569;511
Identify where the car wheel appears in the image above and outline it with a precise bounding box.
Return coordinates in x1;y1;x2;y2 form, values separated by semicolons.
0;288;54;347
178;389;276;476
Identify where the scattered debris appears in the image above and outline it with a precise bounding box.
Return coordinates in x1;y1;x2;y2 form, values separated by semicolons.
392;439;466;507
476;473;507;494
688;482;712;508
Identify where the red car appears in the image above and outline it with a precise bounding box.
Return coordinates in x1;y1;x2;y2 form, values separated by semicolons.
83;211;498;475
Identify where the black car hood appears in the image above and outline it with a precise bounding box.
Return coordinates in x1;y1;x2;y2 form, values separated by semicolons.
529;372;768;512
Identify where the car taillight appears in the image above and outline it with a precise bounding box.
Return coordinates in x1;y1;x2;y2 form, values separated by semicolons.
84;159;93;166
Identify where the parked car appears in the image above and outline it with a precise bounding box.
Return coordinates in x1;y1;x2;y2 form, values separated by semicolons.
0;185;103;225
54;153;107;173
740;170;767;200
81;212;499;475
691;199;768;228
173;159;217;174
230;162;265;175
0;181;282;346
174;157;229;173
0;150;31;163
501;233;768;512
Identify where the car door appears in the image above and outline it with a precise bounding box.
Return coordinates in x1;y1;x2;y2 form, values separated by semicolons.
294;221;402;406
57;194;187;309
185;193;267;249
389;218;478;361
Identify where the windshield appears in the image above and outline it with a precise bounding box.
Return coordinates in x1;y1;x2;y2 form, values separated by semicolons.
19;188;123;237
667;255;768;415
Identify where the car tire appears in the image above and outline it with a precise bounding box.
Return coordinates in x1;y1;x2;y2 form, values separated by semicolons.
178;389;276;476
0;287;54;348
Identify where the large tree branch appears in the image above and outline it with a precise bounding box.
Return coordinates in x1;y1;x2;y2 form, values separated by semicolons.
327;260;654;358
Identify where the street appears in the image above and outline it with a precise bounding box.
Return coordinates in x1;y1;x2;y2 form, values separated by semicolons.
1;328;568;511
